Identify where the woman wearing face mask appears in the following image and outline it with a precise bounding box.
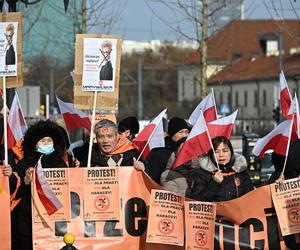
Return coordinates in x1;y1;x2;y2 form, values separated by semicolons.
189;136;253;202
11;120;67;250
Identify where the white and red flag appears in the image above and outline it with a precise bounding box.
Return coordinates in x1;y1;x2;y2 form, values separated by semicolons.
2;92;27;148
280;71;292;119
207;110;238;139
56;97;91;132
252;119;293;158
188;89;217;125
35;158;63;216
134;109;167;159
287;94;300;142
173;111;213;168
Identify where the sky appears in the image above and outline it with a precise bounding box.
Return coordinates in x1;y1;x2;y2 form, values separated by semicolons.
101;0;300;41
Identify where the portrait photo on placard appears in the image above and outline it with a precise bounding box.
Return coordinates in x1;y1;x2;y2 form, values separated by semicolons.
0;22;18;76
82;38;117;92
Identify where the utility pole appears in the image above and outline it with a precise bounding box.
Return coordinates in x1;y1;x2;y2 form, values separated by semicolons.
137;52;143;120
278;27;283;72
200;0;208;99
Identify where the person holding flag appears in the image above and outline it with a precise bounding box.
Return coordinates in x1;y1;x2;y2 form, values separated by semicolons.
146;117;190;184
190;136;253;202
12;120;70;250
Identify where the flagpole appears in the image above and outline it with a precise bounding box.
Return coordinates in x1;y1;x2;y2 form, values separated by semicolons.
56;95;75;161
202;110;220;170
281;116;294;177
3;76;8;164
211;88;218;118
136;119;161;162
87;91;98;168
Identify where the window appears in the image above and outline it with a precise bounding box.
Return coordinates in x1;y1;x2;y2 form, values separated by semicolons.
235;91;239;107
228;92;231;106
220;92;223;104
263;90;267;106
254;90;258;107
182;78;185;97
244;91;247;107
194;77;197;96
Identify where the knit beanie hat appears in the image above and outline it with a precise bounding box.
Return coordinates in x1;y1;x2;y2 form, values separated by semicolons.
118;116;140;135
168;117;189;138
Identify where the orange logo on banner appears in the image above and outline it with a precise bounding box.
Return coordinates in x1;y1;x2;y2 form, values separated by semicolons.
0;170;11;250
32;168;300;250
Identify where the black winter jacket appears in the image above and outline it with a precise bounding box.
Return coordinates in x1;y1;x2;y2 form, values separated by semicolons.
189;154;254;202
146;137;178;184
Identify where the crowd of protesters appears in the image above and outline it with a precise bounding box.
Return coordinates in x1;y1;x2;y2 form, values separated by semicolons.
1;114;300;250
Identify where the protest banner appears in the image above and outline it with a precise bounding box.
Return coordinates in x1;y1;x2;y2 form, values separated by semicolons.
146;189;184;246
33;168;71;222
185;201;216;250
83;167;120;221
271;177;300;236
0;12;22;88
0;170;11;250
74;34;121;112
32;168;300;249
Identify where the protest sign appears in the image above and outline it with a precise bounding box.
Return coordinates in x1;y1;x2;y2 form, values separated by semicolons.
0;12;22;88
146;189;184;246
83;167;120;221
0;170;11;250
271;177;300;236
74;34;121;112
33;168;71;222
185;201;216;250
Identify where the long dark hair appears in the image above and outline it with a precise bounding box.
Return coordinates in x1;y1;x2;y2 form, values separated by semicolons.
208;136;235;165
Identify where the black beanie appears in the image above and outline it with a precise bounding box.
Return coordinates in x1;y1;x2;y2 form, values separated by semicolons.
118;116;140;135
168;117;189;138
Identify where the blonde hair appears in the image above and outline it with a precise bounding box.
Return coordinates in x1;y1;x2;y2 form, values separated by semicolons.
6;24;14;33
101;40;112;50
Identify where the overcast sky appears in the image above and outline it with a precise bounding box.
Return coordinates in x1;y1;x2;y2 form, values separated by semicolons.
100;0;300;41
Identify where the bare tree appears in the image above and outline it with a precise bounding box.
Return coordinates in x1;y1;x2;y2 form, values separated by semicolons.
145;0;244;99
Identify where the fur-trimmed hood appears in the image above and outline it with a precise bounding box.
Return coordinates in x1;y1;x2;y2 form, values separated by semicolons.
22;120;66;164
198;153;248;173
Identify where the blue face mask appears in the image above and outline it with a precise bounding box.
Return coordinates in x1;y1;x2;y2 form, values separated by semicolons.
36;144;54;155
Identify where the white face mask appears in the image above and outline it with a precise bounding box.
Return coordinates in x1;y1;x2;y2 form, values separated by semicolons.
36;144;54;155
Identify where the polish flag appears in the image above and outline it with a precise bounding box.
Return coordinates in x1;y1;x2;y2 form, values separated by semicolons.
35;158;63;215
207;110;238;139
56;97;91;132
280;71;292;119
188;89;217;125
133;109;167;159
173;111;213;168
287;94;300;142
2;92;27;148
252;119;293;158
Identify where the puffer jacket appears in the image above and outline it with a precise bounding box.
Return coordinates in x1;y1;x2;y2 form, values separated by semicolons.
189;154;254;202
160;152;199;197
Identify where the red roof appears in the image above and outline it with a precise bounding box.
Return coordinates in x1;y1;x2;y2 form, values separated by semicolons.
184;20;300;64
208;53;300;84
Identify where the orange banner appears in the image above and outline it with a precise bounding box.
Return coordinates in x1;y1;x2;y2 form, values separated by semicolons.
83;167;120;221
185;201;216;250
0;169;11;250
32;168;300;249
33;168;70;222
146;189;184;246
271;178;300;236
